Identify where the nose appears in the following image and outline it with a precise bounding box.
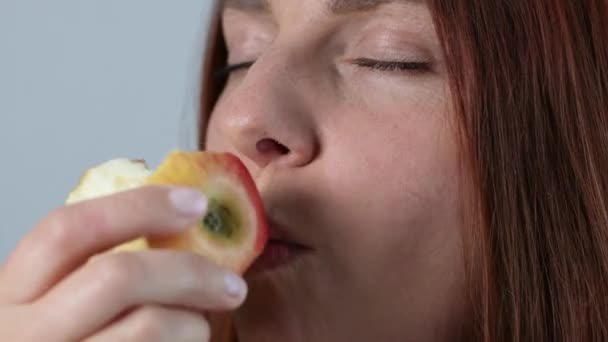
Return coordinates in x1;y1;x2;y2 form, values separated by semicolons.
210;50;320;171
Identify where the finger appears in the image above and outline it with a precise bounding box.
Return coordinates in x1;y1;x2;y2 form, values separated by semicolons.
0;186;208;304
84;305;211;342
36;250;246;341
0;305;43;341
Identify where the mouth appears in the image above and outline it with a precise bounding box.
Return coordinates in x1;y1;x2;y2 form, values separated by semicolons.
246;221;313;275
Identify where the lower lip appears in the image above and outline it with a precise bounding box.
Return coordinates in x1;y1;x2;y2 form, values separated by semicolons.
247;240;310;274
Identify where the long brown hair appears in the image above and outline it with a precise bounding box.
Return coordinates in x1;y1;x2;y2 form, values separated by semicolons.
429;0;608;340
199;1;608;341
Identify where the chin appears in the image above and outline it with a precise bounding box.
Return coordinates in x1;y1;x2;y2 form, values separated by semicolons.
234;255;324;342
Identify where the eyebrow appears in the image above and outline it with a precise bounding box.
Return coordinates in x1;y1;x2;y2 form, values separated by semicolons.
223;0;423;14
330;0;423;13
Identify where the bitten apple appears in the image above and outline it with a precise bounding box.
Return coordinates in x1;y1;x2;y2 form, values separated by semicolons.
66;151;268;274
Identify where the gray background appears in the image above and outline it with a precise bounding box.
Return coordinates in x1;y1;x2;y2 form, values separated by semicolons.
1;1;213;259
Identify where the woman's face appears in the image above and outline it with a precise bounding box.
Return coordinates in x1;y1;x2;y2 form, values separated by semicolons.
205;0;466;341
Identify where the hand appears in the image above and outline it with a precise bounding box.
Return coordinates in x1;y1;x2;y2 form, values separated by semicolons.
0;186;246;341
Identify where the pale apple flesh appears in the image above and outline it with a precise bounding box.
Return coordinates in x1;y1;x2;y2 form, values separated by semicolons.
65;158;152;252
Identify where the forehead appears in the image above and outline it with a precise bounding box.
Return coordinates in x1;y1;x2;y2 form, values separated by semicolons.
222;0;424;14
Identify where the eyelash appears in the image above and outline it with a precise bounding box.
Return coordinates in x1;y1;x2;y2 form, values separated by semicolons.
347;58;432;73
214;58;432;79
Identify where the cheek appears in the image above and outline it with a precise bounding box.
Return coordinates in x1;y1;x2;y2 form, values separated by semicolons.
204;87;236;153
310;99;466;337
320;101;462;279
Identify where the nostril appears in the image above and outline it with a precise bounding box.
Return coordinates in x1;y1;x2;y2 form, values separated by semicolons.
256;138;290;155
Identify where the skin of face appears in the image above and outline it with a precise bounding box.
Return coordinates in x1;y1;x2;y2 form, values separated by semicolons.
204;1;467;341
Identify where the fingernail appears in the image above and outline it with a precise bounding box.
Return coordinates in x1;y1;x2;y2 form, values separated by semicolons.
169;188;208;217
224;273;247;298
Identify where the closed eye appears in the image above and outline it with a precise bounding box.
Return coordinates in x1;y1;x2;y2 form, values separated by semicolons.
348;58;432;73
214;57;432;80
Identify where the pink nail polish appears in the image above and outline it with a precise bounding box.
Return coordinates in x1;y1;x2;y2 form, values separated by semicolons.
169;188;208;217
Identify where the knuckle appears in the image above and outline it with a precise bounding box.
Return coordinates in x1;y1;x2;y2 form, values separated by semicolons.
175;254;221;300
38;204;109;251
37;209;74;250
91;253;140;294
184;253;219;277
108;186;167;224
128;308;166;341
77;205;110;234
128;185;164;208
41;208;70;239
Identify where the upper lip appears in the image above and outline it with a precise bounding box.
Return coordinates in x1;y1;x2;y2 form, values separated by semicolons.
255;167;313;250
266;218;312;249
